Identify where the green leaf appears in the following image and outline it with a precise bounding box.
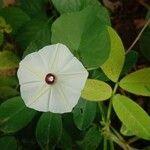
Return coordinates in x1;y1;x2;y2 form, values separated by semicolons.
16;18;52;49
81;79;112;101
91;68;110;82
0;76;18;87
0;86;19;99
23;40;48;58
73;98;97;130
52;0;97;13
0;7;30;34
51;6;110;69
113;94;150;140
0;51;20;71
58;129;72;150
101;26;125;82
120;124;134;136
36;112;62;150
20;0;47;17
52;0;110;25
122;50;138;75
77;125;102;150
140;27;150;61
0;96;37;133
119;68;150;96
0;136;17;150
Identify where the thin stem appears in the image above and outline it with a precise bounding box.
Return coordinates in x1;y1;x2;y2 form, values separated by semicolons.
126;19;150;54
106;83;119;122
98;102;106;122
127;137;139;144
109;140;115;150
110;125;125;142
103;138;108;150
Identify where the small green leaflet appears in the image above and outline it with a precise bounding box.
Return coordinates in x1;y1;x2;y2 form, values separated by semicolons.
101;26;125;82
81;79;112;101
113;94;150;140
119;68;150;96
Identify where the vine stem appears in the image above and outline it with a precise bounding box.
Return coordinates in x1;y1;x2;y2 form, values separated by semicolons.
106;82;119;122
126;19;150;54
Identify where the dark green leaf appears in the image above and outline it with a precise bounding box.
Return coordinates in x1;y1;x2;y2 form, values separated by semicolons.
36;112;62;150
0;96;37;133
52;0;97;13
0;86;19;99
77;125;102;150
58;128;72;150
20;0;47;17
91;68;110;81
73;98;97;130
52;6;110;69
0;76;18;87
16;18;52;49
0;7;30;34
0;136;17;150
52;0;110;25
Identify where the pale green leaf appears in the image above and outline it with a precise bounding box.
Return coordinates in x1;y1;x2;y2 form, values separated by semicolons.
113;94;150;140
81;79;112;101
0;97;37;133
101;26;125;82
120;124;135;136
119;68;150;96
36;112;62;149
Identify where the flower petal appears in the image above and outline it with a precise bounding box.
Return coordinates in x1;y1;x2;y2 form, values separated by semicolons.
21;83;51;112
38;43;74;73
48;84;80;113
19;52;47;81
57;57;88;91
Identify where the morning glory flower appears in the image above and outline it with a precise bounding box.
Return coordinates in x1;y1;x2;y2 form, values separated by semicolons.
17;43;88;113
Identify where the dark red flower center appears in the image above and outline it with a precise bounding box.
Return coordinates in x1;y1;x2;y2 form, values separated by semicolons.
45;73;56;85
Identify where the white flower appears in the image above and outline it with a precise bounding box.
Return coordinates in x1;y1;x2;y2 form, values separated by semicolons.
17;43;88;113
